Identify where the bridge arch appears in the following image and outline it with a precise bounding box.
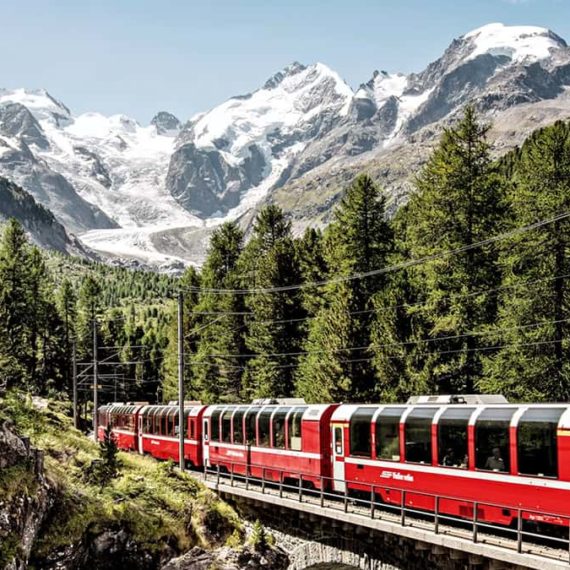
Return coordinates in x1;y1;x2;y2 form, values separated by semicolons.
287;537;401;570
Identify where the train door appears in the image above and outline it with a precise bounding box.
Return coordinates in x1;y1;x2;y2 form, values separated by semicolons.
332;423;346;493
203;417;210;467
137;413;144;454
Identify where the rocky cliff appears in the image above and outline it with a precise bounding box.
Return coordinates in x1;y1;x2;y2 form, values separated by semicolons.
0;394;286;570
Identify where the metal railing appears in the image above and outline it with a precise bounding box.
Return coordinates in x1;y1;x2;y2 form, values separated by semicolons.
203;459;570;564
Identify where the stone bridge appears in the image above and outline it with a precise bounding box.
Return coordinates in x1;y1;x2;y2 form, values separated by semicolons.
201;470;568;570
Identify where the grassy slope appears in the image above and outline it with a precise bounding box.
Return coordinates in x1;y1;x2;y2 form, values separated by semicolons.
0;392;242;562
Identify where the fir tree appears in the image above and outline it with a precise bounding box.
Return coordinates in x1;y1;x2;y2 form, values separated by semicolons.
295;174;393;402
241;206;303;399
404;106;504;395
0;219;32;389
482;121;570;401
193;222;247;402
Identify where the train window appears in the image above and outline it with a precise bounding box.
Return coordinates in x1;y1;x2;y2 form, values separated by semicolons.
405;407;437;464
210;409;222;441
245;407;261;444
288;407;306;451
438;408;474;469
258;409;272;447
350;407;375;457
376;407;405;461
475;408;516;472
334;427;343;455
272;408;290;449
221;407;235;443
232;408;245;444
517;408;564;478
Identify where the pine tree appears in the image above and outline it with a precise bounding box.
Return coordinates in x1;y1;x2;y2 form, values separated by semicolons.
56;279;77;396
0;219;32;389
404;106;505;395
482;121;570;401
241;206;303;399
295;174;393;402
193;222;247;403
370;207;415;401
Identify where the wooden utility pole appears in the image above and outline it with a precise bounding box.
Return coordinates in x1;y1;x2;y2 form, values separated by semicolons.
178;291;185;470
93;317;99;438
72;340;78;429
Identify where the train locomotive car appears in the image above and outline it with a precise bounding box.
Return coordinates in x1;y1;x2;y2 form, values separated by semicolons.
138;403;207;467
330;395;570;527
203;400;338;489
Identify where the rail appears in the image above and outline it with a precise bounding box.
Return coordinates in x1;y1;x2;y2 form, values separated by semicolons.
203;459;570;565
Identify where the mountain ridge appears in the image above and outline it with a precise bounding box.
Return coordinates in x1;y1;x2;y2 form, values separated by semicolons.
0;22;569;267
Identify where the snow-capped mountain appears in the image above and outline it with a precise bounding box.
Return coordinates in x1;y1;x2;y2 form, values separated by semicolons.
166;61;353;217
1;23;570;267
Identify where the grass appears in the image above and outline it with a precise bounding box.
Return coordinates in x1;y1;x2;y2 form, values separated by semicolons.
0;390;243;561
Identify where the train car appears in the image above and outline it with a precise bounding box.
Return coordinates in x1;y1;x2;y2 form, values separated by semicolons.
138;403;208;467
203;400;338;489
330;395;570;527
97;403;145;451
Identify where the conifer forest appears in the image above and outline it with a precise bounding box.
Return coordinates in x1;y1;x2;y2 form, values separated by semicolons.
3;108;570;409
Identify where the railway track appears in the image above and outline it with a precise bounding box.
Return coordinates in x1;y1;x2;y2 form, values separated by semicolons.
200;468;570;567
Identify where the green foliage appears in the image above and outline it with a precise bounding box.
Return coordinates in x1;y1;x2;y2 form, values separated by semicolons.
482;121;570;400
249;519;267;551
241;206;304;399
296;174;393;402
402;105;505;395
192;222;247;403
2;391;242;560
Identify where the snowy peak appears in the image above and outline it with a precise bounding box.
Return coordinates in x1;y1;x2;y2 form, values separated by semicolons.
151;111;181;136
263;61;307;90
463;23;566;64
189;61;353;155
0;88;71;127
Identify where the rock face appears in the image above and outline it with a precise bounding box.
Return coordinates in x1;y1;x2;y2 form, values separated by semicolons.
151;112;181;136
1;23;570;266
0;176;93;255
0;421;53;570
161;545;289;570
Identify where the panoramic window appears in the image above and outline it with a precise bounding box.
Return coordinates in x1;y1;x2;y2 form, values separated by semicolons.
404;407;437;464
258;409;272;447
376;407;405;461
210;408;222;442
221;407;235;443
518;408;563;478
272;407;290;448
288;407;306;451
350;407;375;457
475;408;516;472
438;408;474;469
232;408;246;445
244;407;261;445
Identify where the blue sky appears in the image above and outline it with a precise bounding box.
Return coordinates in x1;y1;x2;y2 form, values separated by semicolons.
1;0;569;123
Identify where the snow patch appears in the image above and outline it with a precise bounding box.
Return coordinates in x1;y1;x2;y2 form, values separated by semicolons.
465;23;563;63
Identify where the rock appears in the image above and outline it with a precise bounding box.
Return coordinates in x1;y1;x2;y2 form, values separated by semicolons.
161;545;289;570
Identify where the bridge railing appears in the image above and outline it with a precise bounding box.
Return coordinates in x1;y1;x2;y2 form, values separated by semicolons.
203;459;570;564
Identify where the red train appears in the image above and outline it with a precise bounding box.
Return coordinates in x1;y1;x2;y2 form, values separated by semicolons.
97;395;570;529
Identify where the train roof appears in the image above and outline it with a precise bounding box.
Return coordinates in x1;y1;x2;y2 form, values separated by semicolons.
203;403;336;421
331;402;570;426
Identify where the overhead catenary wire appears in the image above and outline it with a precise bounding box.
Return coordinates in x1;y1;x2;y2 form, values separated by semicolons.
184;314;570;363
179;210;570;295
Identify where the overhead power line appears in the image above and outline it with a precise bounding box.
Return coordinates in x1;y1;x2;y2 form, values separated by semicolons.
181;211;570;295
185;315;570;362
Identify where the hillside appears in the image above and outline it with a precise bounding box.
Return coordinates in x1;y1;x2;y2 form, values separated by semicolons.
0;392;286;569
